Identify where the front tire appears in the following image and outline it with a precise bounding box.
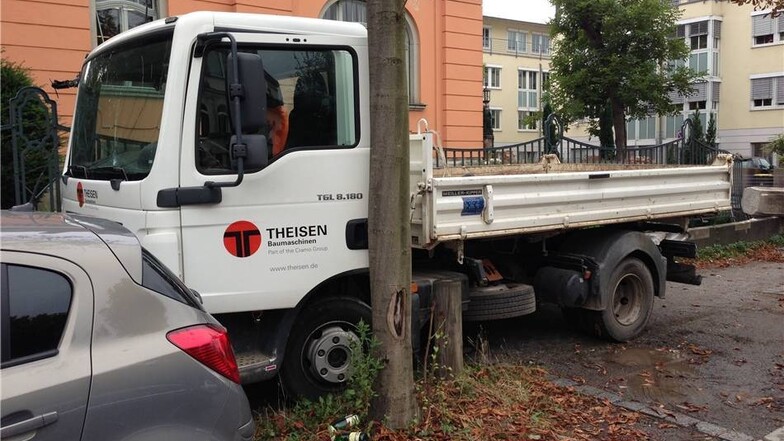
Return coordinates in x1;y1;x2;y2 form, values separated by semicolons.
596;257;654;342
280;297;371;400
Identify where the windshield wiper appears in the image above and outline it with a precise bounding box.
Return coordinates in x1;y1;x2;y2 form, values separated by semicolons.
67;164;88;178
86;166;129;190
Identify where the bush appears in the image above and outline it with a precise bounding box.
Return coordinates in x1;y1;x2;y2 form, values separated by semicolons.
1;57;58;209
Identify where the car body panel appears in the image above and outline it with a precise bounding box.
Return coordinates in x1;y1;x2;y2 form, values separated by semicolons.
0;211;253;441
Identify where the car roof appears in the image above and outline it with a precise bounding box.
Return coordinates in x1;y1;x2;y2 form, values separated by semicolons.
1;211;143;283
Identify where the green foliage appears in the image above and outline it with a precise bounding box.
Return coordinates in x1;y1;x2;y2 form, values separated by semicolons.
706;112;717;147
696;234;784;261
1;56;58;209
690;109;704;143
549;0;698;151
255;320;382;439
764;133;784;156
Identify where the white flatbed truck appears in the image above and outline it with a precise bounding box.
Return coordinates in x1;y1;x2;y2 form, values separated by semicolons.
60;11;733;399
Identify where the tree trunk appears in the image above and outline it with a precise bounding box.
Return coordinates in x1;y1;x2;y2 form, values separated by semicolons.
610;97;627;159
366;0;418;428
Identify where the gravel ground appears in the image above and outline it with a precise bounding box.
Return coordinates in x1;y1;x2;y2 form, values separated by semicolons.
472;260;784;440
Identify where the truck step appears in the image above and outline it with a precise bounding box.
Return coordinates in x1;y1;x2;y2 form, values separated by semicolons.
236;350;278;384
463;283;536;322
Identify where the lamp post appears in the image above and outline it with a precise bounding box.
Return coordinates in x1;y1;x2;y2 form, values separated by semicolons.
482;87;494;154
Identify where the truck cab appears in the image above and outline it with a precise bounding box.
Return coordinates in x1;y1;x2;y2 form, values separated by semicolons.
62;12;380;398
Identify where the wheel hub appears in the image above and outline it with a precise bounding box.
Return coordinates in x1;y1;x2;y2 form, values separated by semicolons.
306;326;358;384
613;274;643;326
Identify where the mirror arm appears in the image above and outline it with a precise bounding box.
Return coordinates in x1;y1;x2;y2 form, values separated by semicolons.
198;32;247;189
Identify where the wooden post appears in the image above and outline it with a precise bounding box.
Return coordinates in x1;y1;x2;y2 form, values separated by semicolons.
433;278;464;379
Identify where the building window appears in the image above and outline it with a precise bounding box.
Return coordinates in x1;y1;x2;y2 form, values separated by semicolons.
518;110;537;131
532;34;550;55
489;109;501;130
689;21;708;49
323;0;420;104
483;27;492;51
518;70;537;109
95;0;160;46
689;101;706;110
625;117;657;141
542;71;550;91
507;30;526;53
485;66;501;89
752;13;783;45
751;75;784;108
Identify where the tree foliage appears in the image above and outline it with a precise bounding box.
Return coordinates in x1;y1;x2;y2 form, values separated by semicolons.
549;0;698;153
1;57;55;209
729;0;784;15
706;112;717;147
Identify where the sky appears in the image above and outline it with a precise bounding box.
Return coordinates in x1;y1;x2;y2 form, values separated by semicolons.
482;0;556;24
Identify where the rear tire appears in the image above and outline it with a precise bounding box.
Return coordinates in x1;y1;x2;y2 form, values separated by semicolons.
280;297;371;401
596;257;654;342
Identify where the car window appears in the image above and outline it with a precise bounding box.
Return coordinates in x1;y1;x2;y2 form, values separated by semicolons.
1;264;72;368
141;249;201;308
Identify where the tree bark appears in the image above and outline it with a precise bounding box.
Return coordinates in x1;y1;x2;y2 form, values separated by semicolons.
610;97;627;159
366;0;418;428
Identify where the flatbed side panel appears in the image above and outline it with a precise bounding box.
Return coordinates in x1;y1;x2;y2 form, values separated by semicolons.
428;165;731;244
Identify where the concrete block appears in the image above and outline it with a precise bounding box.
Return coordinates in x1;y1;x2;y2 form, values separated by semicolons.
764;426;784;441
742;187;784;216
695;421;728;438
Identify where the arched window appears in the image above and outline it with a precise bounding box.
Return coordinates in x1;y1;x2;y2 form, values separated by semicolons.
94;0;162;46
322;0;420;105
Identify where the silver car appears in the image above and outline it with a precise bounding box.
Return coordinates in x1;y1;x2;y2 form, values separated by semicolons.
0;212;254;441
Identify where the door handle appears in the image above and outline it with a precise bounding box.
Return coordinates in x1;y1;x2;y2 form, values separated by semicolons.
0;411;58;438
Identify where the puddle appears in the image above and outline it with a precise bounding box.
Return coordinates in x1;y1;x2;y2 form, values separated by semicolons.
605;348;695;402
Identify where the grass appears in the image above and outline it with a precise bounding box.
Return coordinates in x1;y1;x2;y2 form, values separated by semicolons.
692;234;784;266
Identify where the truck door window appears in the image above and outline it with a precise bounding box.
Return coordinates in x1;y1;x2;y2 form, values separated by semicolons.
196;46;358;175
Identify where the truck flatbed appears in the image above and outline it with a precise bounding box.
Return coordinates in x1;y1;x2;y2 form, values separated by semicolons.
410;134;733;248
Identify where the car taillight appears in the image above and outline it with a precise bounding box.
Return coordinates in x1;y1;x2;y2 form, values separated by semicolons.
167;324;240;384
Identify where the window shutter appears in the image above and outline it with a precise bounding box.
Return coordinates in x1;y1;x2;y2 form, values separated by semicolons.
669;90;685;104
752;15;773;36
776;77;784;105
676;24;685;38
713;20;721;39
712;82;720;102
689;21;708;36
689;82;707;101
751;77;773;100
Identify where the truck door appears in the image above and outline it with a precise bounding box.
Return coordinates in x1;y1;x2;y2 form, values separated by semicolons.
178;32;371;314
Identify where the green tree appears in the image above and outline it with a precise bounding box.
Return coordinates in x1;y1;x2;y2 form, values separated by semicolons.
549;0;697;156
706;112;717;147
1;57;55;209
691;109;704;143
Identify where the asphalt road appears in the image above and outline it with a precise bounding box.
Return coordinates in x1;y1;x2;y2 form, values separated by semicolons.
473;260;784;440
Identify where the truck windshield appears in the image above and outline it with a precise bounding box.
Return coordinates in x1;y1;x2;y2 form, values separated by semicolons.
69;31;173;181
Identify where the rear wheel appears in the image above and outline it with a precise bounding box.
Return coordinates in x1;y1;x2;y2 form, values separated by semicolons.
280;297;371;400
597;257;654;342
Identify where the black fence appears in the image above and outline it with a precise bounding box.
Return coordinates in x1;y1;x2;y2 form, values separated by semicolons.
436;116;750;221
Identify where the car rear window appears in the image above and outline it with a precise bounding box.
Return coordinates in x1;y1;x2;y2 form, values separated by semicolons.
1;264;72;368
141;249;202;309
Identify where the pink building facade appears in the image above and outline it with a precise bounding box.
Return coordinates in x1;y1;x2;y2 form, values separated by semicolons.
1;0;483;147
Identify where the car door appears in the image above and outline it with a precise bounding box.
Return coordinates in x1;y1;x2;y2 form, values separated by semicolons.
0;252;94;441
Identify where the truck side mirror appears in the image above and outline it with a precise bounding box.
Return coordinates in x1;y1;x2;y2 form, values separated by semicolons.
227;52;268;171
226;52;266;133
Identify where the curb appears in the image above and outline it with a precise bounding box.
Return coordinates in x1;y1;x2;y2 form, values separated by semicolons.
549;376;761;441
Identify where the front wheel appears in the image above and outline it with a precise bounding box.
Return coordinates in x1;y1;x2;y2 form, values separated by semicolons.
280;297;371;400
596;257;655;342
